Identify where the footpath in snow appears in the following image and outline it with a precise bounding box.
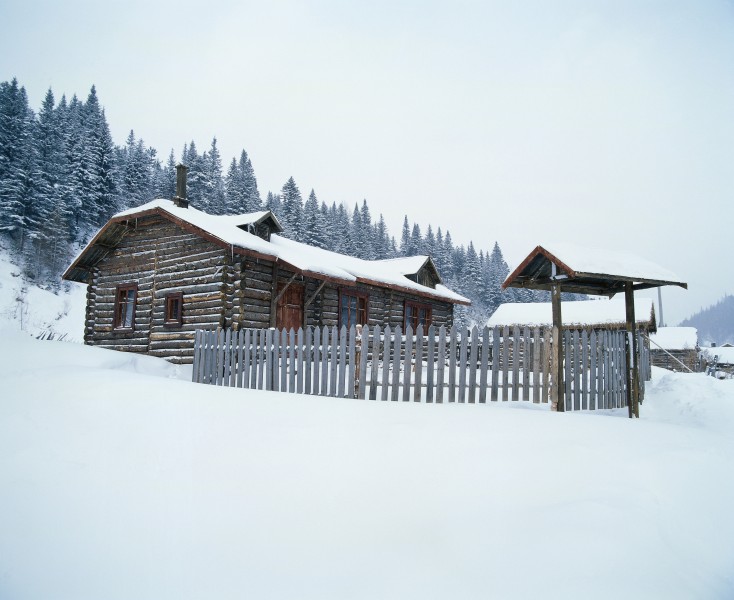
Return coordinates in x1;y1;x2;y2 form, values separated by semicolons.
1;334;733;600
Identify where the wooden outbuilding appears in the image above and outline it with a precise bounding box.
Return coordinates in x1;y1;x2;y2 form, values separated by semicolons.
649;327;700;372
62;167;469;363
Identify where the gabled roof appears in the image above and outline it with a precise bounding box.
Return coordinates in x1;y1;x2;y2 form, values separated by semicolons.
649;327;698;351
63;199;470;305
487;298;656;329
503;243;687;296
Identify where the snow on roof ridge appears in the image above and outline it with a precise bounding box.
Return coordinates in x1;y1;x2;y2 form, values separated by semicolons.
109;200;468;304
536;242;683;283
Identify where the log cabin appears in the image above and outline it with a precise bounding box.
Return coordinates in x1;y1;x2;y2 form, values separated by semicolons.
63;166;469;363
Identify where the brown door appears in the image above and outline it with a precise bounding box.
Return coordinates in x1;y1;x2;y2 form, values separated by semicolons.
276;283;304;331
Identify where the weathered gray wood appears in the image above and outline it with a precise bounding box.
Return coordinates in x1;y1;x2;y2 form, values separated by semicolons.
436;326;446;403
458;329;468;403
370;325;380;400
542;329;551;403
589;330;597;409
426;325;436;403
321;326;330;396
348;325;357;399
312;326;321;395
217;329;225;386
403;326;413;402
242;329;252;388
303;327;314;394
338;326;348;398
532;326;541;403
330;326;338;397
358;325;369;400
573;329;580;410
501;326;510;401
491;326;500;402
511;326;520;401
391;326;401;402
192;329;202;382
229;328;238;387
256;329;265;390
297;328;304;393
581;330;588;409
288;328;296;393
468;326;478;403
521;326;529;401
414;325;423;402
265;328;273;391
479;326;489;403
382;325;391;402
564;330;572;410
604;331;612;409
448;326;457;402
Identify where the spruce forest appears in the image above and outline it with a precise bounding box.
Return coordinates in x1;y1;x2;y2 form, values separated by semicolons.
0;78;582;327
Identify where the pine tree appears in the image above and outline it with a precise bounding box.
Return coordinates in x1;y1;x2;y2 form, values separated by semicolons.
279;176;303;240
203;137;224;214
410;223;422;256
302;189;326;248
399;216;410;256
0;78;38;250
239;149;260;211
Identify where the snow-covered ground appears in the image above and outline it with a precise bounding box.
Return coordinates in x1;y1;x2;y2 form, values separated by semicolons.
0;248;86;340
1;333;733;599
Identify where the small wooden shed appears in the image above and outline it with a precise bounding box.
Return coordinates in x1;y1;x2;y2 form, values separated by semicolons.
649;327;699;372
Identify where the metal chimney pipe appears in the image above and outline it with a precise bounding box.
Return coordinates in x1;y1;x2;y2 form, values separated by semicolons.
174;163;189;208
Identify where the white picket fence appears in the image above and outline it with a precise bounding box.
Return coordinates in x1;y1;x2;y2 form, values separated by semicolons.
192;324;650;411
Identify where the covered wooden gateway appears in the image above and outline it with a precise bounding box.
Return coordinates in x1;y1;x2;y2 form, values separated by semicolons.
502;243;687;418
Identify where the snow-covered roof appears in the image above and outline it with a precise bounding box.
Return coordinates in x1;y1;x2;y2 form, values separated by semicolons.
503;243;687;297
649;327;698;351
702;346;734;365
66;199;469;305
536;243;682;283
487;298;655;328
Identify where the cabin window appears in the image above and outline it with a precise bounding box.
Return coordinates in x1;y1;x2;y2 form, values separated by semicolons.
164;292;183;327
114;283;138;330
339;290;368;329
404;300;432;332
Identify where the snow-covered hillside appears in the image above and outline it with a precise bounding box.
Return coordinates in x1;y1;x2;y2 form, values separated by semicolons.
0;247;86;340
1;334;733;599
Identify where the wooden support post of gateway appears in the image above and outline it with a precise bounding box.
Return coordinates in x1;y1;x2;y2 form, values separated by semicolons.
551;280;564;412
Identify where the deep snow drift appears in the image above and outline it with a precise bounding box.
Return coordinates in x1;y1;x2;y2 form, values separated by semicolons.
1;334;733;599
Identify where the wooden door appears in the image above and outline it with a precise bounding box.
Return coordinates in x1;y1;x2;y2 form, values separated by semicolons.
276;283;304;331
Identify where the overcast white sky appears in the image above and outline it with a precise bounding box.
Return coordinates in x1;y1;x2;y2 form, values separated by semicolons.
2;0;733;324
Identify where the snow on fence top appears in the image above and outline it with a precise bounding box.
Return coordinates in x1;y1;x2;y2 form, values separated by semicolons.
487;297;655;328
69;199;470;305
649;327;698;350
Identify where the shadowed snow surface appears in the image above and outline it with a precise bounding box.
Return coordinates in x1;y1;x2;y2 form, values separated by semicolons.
1;335;733;599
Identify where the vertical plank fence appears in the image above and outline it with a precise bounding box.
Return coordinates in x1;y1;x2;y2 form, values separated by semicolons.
192;325;650;412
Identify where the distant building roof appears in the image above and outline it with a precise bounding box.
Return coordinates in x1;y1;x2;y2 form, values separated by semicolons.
487;298;655;328
649;327;698;351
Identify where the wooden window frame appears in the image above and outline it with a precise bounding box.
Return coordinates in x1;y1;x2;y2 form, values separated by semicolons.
164;291;183;328
404;300;432;332
339;289;369;329
114;283;138;331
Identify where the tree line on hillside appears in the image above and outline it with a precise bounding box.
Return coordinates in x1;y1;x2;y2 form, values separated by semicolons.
680;294;734;346
0;78;582;327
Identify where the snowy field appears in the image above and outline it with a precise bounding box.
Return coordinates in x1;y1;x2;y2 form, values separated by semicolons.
1;332;733;600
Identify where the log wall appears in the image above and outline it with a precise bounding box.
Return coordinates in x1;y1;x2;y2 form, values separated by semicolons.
85;215;457;364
